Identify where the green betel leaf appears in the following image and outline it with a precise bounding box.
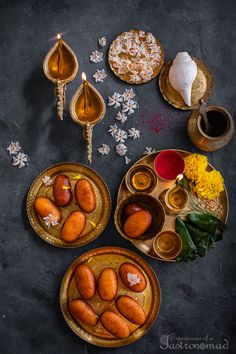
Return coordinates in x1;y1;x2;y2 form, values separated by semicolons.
175;217;198;262
187;212;227;237
185;223;212;257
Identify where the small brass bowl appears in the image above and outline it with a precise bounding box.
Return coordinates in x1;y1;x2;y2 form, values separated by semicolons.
114;193;165;241
125;164;157;194
165;185;189;212
153;231;182;260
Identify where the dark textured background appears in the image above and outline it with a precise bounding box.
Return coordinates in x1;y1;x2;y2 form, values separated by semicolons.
0;0;235;353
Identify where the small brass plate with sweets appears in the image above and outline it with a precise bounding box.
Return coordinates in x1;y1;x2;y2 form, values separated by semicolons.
115;150;228;262
60;246;161;347
159;59;213;110
27;162;111;248
108;30;164;84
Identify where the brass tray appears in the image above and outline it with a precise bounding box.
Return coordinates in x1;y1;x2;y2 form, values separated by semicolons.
115;150;228;262
108;30;164;84
159;59;213;110
27;162;111;248
60;246;161;347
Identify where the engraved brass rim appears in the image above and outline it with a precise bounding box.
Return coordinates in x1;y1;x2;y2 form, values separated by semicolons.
159;59;213;110
26;162;111;248
116;149;229;262
108;29;164;85
60;246;161;347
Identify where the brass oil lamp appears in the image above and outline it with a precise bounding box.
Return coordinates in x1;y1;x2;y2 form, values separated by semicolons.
43;34;79;120
70;73;106;163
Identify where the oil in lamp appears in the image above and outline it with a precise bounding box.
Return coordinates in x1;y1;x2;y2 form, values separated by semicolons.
43;34;79;120
70;72;106;163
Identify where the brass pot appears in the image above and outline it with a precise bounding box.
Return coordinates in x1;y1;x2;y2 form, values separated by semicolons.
187;105;234;152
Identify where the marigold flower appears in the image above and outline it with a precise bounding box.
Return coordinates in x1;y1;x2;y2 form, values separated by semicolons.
184;153;208;182
194;170;224;200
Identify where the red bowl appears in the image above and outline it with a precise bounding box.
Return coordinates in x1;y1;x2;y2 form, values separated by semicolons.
154;150;185;181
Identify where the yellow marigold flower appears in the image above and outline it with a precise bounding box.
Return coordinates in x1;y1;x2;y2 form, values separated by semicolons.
194;170;224;200
184;153;208;182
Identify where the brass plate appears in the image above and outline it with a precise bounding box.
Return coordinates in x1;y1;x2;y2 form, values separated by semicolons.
60;246;161;347
27;162;111;248
115;150;229;262
108;30;164;84
159;59;213;110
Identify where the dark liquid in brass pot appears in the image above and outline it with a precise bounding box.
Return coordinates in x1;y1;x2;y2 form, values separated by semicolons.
200;111;229;137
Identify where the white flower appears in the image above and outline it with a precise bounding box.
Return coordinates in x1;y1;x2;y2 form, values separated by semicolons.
122;99;138;115
146;32;156;44
108;92;123;108
128;128;140;139
98;144;110;155
42;175;53;186
122;88;136;101
115;111;127;123
12;152;29;168
7;141;21;155
90;50;103;63
129;73;141;83
116;143;127;156
98;36;107;47
125;156;131;164
43;214;59;228
139;30;146;38
143;147;157;155
107;124;119;137
127;272;141;286
114;129;128;143
93;69;107;83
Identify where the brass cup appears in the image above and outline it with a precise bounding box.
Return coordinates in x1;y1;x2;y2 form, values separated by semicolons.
187;105;234;152
114;193;165;241
125;164;157;194
153;231;182;260
164;185;189;213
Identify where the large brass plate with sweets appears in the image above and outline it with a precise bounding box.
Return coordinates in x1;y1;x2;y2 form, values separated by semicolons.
27;162;111;248
108;30;164;84
60;246;161;347
159;59;213;110
115;150;228;262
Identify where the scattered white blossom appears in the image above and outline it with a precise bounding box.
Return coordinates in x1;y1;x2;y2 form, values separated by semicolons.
122;99;138;115
115;111;127;123
98;36;107;47
93;69;107;83
143;147;157;155
7;141;21;155
98;144;110;155
90;50;103;63
108;124;119;137
116;143;127;156
114;129;128;143
122;88;136;101
128;128;140;139
43;214;59;228
12;152;29;168
127;272;141;286
129;73;141;83
125;156;131;164
108;92;123;108
42;175;53;186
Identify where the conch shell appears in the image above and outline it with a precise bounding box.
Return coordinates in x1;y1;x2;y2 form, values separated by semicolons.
169;52;197;106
